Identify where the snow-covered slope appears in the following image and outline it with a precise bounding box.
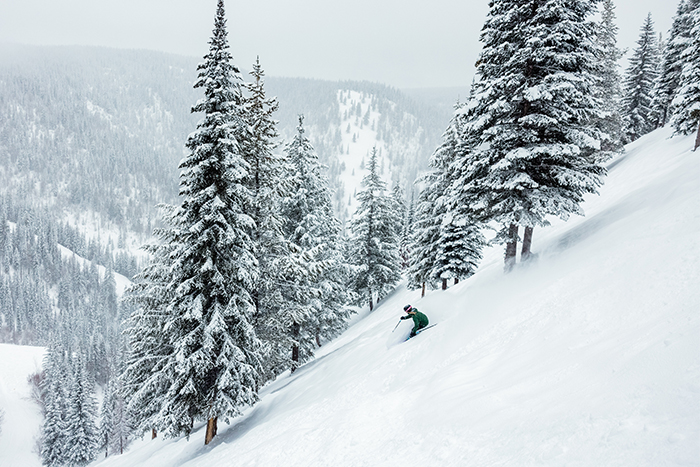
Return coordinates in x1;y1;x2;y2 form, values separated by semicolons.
89;128;699;466
335;89;426;221
0;344;45;467
2;128;697;466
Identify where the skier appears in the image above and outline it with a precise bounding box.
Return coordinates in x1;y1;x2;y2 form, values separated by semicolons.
400;304;429;338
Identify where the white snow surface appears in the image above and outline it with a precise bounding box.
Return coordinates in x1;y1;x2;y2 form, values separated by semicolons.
0;344;45;467
1;127;699;466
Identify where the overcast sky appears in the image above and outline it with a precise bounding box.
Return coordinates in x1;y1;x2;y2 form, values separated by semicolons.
0;0;678;89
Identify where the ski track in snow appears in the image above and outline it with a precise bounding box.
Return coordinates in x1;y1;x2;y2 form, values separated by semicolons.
1;128;698;467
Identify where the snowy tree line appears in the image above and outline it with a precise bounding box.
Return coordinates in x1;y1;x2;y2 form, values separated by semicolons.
620;0;700;145
0;193;139;464
0;9;425;465
119;0;367;449
0;43;441;257
17;0;700;462
0;194;138;346
406;0;700;288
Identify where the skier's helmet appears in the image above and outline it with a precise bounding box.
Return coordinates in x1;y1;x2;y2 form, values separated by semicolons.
403;304;412;313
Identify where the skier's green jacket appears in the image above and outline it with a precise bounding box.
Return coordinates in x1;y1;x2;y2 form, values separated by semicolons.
401;308;429;336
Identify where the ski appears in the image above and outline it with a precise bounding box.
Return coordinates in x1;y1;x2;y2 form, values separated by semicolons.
405;323;438;341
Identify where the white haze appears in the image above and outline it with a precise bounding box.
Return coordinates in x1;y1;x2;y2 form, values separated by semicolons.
0;0;678;89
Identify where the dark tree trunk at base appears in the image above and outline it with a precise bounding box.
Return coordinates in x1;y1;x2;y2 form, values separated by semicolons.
521;226;534;262
205;417;218;445
421;282;426;297
291;322;300;374
504;224;518;273
151;428;157;440
454;278;459;286
441;278;447;290
694;121;700;152
368;295;374;312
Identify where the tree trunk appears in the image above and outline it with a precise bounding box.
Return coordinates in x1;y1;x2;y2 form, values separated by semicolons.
441;278;447;290
151;428;157;440
521;226;534;262
694;121;700;152
291;322;300;374
204;416;218;445
421;281;426;298
504;224;518;273
368;294;374;312
454;278;459;286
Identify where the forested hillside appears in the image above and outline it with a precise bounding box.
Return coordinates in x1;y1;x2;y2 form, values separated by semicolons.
0;45;447;443
0;44;445;242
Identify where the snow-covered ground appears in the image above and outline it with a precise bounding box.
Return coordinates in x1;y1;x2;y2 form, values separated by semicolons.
0;344;45;467
1;127;698;466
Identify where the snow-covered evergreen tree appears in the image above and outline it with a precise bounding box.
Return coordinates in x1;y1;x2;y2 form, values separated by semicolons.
240;56;288;324
63;352;98;466
391;182;407;243
594;0;625;155
99;373;130;458
237;57;297;379
99;377;115;458
408;102;485;291
432;104;485;288
121;235;175;439
124;0;264;445
462;0;606;272
622;13;661;141
655;1;694;128
399;190;415;271
108;378;130;455
671;0;700;144
40;340;68;467
350;147;401;310
277;116;351;373
407;178;441;295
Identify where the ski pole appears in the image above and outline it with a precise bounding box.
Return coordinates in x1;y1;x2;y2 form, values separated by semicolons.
391;319;402;332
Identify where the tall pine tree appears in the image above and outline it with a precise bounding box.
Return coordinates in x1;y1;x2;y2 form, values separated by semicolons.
350;147;401;310
462;0;605;272
278;116;351;373
40;339;68;467
63;351;98;466
409;102;485;291
126;0;264;445
655;1;694;128
240;57;288;329
671;0;700;146
594;0;625;154
434;103;486;288
622;13;661;141
121;235;176;440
